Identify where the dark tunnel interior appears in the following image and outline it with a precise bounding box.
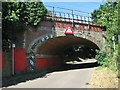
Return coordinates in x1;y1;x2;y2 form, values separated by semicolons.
36;36;100;62
62;45;97;62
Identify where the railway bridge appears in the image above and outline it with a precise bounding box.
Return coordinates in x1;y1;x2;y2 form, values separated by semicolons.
22;6;106;71
2;5;106;76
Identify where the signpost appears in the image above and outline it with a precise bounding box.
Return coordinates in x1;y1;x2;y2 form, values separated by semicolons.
12;44;15;75
118;34;120;43
64;25;74;35
112;36;117;67
118;34;120;76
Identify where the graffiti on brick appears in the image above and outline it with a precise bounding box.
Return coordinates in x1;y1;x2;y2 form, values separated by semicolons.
28;34;54;71
31;34;54;50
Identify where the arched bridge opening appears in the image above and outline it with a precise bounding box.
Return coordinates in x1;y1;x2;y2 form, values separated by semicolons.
27;35;100;71
36;36;99;55
36;36;99;59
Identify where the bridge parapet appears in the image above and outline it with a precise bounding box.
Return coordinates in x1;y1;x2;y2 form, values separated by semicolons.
45;5;102;26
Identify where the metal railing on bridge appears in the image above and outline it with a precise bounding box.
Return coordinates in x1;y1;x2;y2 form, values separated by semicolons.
44;5;100;26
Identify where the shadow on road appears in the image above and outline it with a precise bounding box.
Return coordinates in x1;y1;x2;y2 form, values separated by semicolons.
2;70;47;87
49;61;99;73
2;61;99;88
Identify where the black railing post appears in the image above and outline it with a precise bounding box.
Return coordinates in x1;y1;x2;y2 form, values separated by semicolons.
68;13;70;22
72;10;74;28
44;5;101;28
76;15;78;20
81;16;82;22
84;16;86;23
52;6;55;20
64;13;66;21
88;13;90;30
88;13;90;22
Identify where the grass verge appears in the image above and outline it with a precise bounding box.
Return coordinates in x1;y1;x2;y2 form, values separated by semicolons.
90;67;119;88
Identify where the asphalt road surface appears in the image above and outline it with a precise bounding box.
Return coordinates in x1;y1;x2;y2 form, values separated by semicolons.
5;60;97;88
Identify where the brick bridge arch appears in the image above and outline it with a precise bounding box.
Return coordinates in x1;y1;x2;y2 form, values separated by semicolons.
25;21;105;55
27;34;100;56
24;21;105;70
8;6;106;72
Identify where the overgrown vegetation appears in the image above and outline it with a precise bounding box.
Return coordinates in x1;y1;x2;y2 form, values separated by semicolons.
91;2;119;72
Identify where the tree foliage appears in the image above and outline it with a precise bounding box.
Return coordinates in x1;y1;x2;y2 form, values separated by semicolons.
2;2;47;51
118;1;120;77
3;2;47;26
91;2;118;47
91;2;119;70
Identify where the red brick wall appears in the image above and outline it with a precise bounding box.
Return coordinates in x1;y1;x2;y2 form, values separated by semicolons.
35;57;61;70
0;51;4;69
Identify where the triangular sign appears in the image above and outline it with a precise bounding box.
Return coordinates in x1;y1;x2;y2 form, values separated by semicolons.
64;25;74;34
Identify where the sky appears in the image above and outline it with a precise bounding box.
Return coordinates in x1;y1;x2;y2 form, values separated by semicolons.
42;1;106;16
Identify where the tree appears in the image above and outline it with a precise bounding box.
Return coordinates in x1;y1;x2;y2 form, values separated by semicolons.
118;1;120;77
3;2;47;26
2;2;47;51
91;2;119;69
91;2;118;47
